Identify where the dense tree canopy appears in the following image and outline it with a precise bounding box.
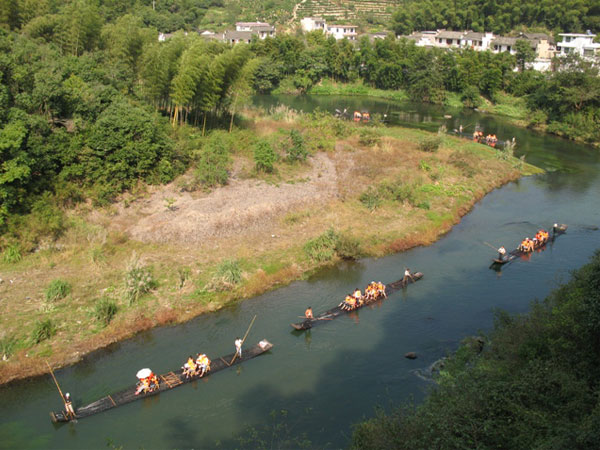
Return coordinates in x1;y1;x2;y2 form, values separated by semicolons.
391;0;600;35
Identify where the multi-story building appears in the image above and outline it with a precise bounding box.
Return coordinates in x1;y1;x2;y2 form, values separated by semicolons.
300;17;357;40
326;24;358;40
300;17;326;33
556;33;600;59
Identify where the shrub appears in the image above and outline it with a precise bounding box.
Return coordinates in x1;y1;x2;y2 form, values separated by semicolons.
461;85;481;109
45;279;71;302
32;319;56;343
304;228;339;262
178;266;191;289
207;259;243;291
358;128;380;146
418;136;442;152
124;254;156;305
254;140;277;173
528;110;548;128
0;335;17;358
286;129;308;163
195;133;231;187
93;297;118;326
335;233;362;260
29;194;66;240
2;243;22;264
360;186;383;210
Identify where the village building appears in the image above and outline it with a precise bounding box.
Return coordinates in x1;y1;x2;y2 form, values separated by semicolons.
556;32;600;59
223;30;254;44
300;17;326;33
460;31;494;51
326;24;358;40
435;30;464;48
402;31;437;47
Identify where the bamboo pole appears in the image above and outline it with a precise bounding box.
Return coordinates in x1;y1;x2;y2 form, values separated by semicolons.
229;315;257;365
46;361;74;419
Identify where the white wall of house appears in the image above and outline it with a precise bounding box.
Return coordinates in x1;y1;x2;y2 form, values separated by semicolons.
557;33;600;59
300;17;326;33
326;25;357;40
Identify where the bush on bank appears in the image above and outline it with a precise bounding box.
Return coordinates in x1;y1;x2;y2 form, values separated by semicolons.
351;250;600;449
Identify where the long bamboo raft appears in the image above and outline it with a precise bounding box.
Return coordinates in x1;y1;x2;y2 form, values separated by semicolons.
50;339;273;423
490;224;567;266
291;273;424;331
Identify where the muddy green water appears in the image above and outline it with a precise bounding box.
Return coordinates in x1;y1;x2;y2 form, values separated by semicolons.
1;96;599;449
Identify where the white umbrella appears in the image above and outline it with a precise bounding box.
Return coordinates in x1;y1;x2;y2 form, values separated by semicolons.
136;368;152;379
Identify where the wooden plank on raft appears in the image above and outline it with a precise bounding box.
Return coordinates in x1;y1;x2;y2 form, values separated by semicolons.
220;357;230;367
160;375;174;388
108;395;117;407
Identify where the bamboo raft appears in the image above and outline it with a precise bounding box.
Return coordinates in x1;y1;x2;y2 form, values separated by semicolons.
291;273;424;331
50;339;273;423
490;224;567;266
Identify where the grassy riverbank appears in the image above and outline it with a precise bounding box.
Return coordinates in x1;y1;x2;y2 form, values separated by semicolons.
305;79;528;122
351;250;600;449
0;109;540;384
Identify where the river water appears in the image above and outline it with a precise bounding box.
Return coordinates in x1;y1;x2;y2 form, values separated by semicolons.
1;96;599;449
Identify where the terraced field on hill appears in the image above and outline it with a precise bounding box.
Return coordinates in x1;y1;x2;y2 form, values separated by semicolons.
296;0;401;21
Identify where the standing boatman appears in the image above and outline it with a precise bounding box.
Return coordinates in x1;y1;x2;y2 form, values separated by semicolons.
403;268;415;285
64;393;76;418
234;337;243;358
498;246;506;261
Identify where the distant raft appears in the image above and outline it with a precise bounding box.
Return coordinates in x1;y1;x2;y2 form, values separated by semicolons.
291;273;424;331
50;340;273;423
491;224;567;266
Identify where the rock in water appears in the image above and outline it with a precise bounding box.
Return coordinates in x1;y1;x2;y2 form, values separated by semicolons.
404;352;417;359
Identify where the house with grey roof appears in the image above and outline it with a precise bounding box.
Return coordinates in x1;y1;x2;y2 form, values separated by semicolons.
435;30;464;47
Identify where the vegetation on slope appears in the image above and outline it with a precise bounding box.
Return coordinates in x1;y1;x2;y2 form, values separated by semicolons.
352;250;600;449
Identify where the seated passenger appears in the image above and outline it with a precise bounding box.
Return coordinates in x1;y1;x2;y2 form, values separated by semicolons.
341;295;356;310
353;288;362;300
182;356;197;378
377;282;387;298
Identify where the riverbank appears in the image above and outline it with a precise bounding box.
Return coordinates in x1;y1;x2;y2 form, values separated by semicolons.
0;109;541;385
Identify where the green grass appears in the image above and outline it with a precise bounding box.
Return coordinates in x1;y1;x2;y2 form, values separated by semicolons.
45;279;71;302
486;92;528;120
308;79;409;102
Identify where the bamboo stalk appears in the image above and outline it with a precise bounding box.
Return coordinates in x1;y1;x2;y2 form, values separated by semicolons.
229;315;257;365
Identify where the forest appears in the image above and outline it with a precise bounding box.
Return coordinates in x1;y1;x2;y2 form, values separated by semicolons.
0;0;599;247
391;0;600;35
351;250;600;449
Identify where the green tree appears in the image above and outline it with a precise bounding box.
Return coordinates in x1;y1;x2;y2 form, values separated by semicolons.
515;39;536;72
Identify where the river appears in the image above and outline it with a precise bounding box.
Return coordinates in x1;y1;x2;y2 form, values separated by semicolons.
1;95;599;449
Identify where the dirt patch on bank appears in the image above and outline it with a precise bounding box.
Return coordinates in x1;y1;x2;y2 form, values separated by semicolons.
98;153;338;243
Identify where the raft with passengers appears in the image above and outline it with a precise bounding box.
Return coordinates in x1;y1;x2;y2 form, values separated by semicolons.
292;269;423;331
50;338;272;423
491;223;567;266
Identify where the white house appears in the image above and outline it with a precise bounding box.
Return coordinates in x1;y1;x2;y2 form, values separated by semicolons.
461;31;494;51
435;30;464;48
402;31;437;47
235;22;269;31
300;17;326;33
233;22;275;39
556;33;600;59
326;24;357;40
